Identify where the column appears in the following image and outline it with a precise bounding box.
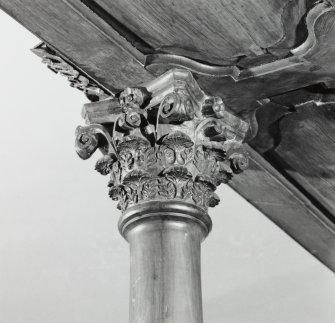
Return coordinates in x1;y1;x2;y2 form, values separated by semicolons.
75;68;249;322
121;201;210;323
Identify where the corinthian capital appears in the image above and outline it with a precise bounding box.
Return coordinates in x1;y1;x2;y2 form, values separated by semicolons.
75;69;249;212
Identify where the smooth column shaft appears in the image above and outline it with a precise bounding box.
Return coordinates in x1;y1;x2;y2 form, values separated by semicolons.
125;218;205;323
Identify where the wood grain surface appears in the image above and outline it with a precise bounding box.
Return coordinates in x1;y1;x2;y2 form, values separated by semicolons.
95;0;306;64
230;145;335;272
0;0;153;91
271;103;335;220
126;218;204;323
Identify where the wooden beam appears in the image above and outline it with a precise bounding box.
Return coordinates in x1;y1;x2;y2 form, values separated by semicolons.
230;145;335;272
0;0;154;92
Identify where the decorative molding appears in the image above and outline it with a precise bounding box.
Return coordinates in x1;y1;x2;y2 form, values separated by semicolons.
29;2;335;145
139;2;335;144
75;69;249;212
32;43;110;102
145;2;335;80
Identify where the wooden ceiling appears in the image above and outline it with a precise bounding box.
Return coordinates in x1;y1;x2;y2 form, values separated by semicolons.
90;0;306;63
1;0;335;272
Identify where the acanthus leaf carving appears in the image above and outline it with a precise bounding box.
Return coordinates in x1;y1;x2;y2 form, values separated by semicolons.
157;131;194;167
95;154;116;175
75;69;250;212
229;152;250;174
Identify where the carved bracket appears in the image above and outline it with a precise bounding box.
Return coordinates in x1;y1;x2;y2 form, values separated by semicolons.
75;69;249;212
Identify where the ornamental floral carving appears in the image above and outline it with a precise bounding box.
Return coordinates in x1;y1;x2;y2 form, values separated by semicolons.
157;132;194;167
32;43;109;102
75;69;249;212
117;136;156;173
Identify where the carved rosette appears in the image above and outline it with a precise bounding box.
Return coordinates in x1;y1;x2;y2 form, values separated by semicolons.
75;69;249;212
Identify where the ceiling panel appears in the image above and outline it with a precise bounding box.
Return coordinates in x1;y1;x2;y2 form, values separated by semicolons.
95;0;306;63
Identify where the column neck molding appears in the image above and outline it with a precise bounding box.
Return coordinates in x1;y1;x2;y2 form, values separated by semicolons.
118;200;212;239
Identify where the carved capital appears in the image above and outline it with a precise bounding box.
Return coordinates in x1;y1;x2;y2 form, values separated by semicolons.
75;69;249;212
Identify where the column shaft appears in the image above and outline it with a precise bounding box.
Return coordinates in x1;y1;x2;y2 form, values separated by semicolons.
126;217;204;323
